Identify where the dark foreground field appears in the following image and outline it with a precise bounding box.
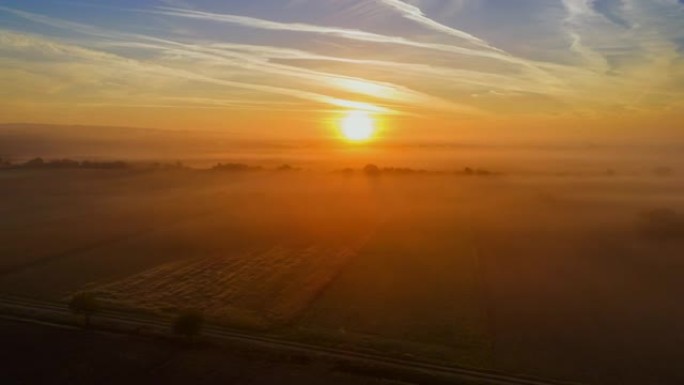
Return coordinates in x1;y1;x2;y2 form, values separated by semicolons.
1;168;683;384
0;319;407;385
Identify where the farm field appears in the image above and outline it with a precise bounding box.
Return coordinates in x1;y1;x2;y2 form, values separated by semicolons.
0;318;408;385
96;245;357;328
1;169;683;384
3;0;684;383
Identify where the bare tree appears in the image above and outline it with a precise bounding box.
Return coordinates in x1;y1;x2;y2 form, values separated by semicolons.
363;164;381;176
69;292;100;328
173;310;204;341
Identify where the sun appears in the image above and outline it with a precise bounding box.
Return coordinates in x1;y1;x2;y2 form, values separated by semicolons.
340;111;376;142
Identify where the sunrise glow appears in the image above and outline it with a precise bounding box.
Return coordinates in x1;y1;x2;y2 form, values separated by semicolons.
2;2;684;384
0;1;680;141
340;111;376;142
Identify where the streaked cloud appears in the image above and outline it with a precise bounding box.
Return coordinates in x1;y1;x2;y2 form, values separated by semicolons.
0;0;682;136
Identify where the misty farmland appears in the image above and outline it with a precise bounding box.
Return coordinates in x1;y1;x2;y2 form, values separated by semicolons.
0;166;683;385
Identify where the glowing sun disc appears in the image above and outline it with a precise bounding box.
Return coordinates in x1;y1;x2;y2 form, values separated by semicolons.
341;111;375;141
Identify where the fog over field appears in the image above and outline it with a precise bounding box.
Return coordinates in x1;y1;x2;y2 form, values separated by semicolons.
1;138;683;384
3;0;684;383
2;123;684;173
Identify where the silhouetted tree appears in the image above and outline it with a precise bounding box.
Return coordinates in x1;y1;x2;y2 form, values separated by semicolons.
47;159;79;168
80;160;128;169
363;164;381;176
173;310;204;340
24;157;45;168
383;167;420;175
69;292;100;328
213;163;261;172
338;168;355;176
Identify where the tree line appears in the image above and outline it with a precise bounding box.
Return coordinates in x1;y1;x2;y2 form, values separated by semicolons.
0;157;129;169
334;164;498;177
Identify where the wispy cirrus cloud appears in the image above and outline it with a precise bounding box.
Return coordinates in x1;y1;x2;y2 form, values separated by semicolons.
148;6;538;69
0;0;682;135
374;0;507;54
0;28;397;114
0;4;502;115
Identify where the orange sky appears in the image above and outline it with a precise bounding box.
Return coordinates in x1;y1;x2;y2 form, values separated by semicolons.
1;1;683;143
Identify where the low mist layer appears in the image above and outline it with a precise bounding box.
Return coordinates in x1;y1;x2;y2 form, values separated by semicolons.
0;166;682;384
